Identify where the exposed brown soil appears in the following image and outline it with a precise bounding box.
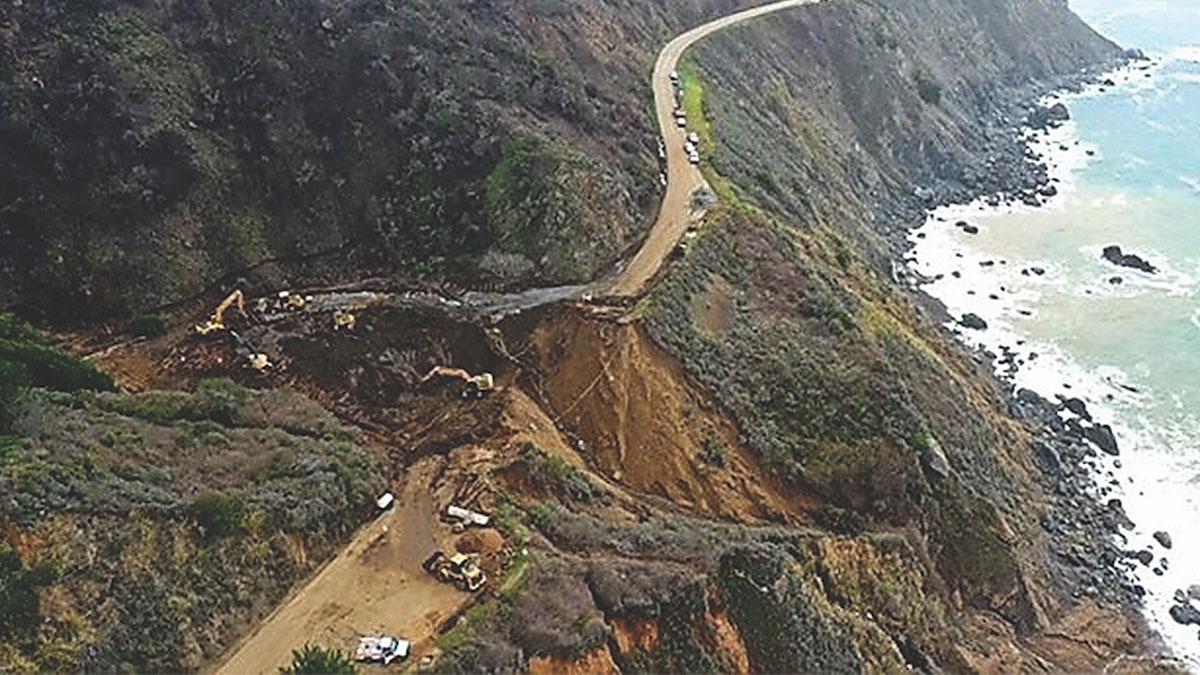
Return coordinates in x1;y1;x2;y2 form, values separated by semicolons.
531;310;815;524
529;648;620;675
211;457;469;675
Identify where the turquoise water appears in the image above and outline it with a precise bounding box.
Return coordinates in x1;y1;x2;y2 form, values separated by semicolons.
910;0;1200;663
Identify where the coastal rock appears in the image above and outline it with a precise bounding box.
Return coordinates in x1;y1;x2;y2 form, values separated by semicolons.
1109;276;1123;285
1083;423;1119;456
1032;441;1066;478
1125;47;1148;61
1133;550;1154;566
1048;102;1070;121
1011;389;1064;431
1169;602;1200;626
1059;397;1091;421
1027;103;1070;130
960;313;988;330
1189;585;1200;601
1154;531;1173;549
1102;245;1157;273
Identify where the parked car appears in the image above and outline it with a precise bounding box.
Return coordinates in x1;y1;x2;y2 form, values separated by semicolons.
356;636;411;665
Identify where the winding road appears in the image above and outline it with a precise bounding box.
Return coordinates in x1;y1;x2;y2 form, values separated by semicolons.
233;0;817;324
209;6;818;670
609;0;819;296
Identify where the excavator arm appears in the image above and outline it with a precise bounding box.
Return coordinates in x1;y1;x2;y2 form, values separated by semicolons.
195;290;245;335
419;366;471;385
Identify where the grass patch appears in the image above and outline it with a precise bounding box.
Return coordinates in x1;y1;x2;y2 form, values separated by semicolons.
520;442;601;503
679;63;757;213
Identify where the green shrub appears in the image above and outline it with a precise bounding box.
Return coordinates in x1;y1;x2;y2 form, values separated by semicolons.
521;442;600;502
196;378;252;425
909;431;933;454
814;504;865;536
99;429;143;448
700;435;729;467
914;73;942;105
0;314;114;431
281;644;357;674
130;314;167;338
190;493;246;538
0;543;56;639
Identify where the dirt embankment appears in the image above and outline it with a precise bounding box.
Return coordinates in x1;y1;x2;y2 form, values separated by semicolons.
530;310;814;523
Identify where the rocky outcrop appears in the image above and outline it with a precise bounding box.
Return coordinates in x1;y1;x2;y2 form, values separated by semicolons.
1102;245;1158;273
960;313;989;330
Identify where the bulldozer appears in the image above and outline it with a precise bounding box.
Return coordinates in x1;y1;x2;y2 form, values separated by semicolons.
195;289;245;335
419;366;495;399
422;551;486;592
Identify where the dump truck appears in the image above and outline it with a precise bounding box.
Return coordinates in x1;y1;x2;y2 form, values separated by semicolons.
422;551;487;592
195;289;245;335
356;636;410;665
419;366;496;399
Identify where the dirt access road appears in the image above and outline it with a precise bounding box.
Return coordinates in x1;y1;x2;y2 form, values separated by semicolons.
609;0;819;297
212;459;470;675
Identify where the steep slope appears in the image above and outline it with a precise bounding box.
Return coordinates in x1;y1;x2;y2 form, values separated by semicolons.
0;0;748;320
686;0;1123;262
0;0;1170;673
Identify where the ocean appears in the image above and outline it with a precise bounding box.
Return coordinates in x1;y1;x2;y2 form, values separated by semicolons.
908;0;1200;665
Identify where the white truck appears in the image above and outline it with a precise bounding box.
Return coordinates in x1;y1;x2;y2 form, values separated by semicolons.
356;636;411;665
446;505;490;527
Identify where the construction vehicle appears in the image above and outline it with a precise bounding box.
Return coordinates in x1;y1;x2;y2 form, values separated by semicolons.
446;505;490;530
278;290;306;310
419;366;496;399
195;290;245;335
333;310;356;331
422;551;487;592
356;636;410;665
229;330;271;371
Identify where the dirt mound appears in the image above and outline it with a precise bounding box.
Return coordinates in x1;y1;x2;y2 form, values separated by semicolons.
530;309;814;523
456;528;506;555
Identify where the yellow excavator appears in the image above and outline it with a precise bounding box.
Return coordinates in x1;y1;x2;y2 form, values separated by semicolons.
419;366;496;399
194;289;245;335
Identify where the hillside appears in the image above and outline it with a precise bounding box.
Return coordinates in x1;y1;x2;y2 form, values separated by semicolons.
0;0;1172;673
0;0;746;320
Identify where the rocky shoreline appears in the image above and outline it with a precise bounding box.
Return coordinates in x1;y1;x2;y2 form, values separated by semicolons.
896;49;1182;661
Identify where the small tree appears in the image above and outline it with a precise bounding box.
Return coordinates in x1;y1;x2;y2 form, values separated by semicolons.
190;492;246;538
281;644;357;674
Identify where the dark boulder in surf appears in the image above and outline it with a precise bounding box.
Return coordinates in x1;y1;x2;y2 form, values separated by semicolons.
1102;245;1157;273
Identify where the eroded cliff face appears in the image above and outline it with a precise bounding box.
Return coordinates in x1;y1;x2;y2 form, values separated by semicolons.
688;0;1123;261
621;0;1141;670
0;0;1159;673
